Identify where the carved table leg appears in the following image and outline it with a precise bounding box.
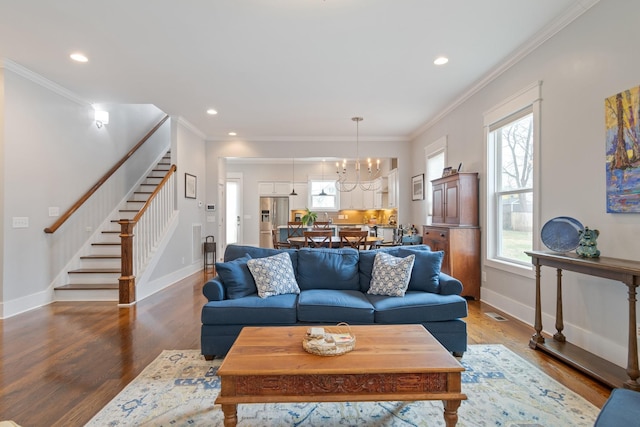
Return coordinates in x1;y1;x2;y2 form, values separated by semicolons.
625;283;640;390
443;399;461;427
530;263;545;348
553;268;566;342
221;404;238;427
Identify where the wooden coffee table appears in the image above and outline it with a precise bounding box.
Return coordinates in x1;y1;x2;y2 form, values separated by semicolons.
215;324;466;426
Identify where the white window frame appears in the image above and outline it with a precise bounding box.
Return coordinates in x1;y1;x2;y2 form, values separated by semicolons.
424;136;447;225
308;178;339;211
484;81;541;278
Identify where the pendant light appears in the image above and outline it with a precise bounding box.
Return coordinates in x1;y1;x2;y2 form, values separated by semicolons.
289;158;297;196
318;160;328;196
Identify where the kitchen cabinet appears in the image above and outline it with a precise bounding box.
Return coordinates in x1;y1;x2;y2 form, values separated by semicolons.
339;184;362;209
373;177;387;209
362;187;374;209
258;181;292;196
289;182;308;210
422;225;480;300
387;169;398;208
431;173;478;226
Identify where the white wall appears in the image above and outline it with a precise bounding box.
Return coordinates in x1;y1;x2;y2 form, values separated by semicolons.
409;0;639;367
146;118;207;285
0;62;169;317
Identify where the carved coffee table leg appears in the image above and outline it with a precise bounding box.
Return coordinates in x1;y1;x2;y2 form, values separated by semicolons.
221;404;238;427
443;399;461;427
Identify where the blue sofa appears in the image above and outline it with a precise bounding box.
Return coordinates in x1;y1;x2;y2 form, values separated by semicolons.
201;244;468;359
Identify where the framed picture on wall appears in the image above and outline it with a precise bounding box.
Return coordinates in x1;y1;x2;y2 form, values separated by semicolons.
185;173;197;199
412;174;424;201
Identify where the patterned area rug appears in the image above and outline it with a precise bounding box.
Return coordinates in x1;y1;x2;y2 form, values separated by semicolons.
86;345;599;426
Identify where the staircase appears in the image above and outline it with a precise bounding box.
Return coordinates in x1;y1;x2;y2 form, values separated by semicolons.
54;151;172;301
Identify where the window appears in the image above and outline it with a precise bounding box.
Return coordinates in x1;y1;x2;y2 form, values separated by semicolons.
485;82;541;271
309;179;338;210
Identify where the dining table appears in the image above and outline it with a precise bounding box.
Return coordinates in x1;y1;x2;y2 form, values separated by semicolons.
287;235;384;249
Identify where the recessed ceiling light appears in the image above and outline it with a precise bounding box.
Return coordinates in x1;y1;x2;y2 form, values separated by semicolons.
434;56;449;65
228;132;237;136
206;109;218;115
70;53;89;63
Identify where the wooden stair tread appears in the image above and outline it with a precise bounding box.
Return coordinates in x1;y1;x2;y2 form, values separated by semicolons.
54;283;119;290
101;230;120;234
92;242;121;246
80;255;121;259
68;268;120;274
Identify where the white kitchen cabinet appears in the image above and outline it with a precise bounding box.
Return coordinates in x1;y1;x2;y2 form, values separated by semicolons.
258;181;292;196
362;187;374;209
373;177;387;209
289;182;308;210
387;169;398;208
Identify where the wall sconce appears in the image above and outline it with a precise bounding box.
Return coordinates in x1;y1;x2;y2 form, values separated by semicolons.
94;110;109;128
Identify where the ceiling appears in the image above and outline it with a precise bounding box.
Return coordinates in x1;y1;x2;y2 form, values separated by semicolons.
0;1;594;141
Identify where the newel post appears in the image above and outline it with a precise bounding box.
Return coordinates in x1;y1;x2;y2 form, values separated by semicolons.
119;219;136;304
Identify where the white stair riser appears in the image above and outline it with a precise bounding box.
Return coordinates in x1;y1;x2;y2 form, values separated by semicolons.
80;258;121;269
68;273;120;285
90;245;122;256
54;289;118;301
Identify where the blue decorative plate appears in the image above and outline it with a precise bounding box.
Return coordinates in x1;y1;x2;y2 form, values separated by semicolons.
541;216;584;252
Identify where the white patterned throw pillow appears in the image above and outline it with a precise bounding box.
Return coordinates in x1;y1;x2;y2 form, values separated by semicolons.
247;252;300;298
367;252;415;297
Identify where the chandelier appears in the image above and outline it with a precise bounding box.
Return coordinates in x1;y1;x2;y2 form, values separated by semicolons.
335;117;381;192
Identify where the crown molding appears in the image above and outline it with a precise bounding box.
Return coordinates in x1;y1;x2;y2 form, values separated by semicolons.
409;0;600;140
1;58;89;106
176;116;207;139
206;135;410;143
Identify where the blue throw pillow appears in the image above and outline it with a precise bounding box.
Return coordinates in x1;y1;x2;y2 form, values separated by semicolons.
397;248;444;293
215;254;256;299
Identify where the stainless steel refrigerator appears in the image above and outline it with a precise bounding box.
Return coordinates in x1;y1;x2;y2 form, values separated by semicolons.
259;196;290;248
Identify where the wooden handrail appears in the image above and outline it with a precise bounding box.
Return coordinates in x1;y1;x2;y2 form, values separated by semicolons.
44;114;170;234
133;164;177;223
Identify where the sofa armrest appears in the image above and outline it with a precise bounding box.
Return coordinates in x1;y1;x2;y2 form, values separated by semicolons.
438;272;464;295
203;277;225;301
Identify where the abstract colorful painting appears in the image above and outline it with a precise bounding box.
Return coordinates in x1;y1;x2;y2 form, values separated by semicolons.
605;86;640;213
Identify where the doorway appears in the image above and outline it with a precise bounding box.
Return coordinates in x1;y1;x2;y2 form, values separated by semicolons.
226;173;243;245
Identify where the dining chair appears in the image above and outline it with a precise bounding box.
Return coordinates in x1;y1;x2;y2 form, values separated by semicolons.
287;221;304;238
312;221;331;229
303;230;333;248
339;230;369;250
271;229;291;249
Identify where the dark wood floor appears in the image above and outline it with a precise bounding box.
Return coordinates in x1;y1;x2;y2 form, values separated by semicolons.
0;271;610;426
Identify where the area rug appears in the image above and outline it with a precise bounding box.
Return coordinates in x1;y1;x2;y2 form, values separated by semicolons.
86;345;599;426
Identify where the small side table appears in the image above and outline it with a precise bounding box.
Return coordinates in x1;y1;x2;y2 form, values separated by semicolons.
203;235;216;272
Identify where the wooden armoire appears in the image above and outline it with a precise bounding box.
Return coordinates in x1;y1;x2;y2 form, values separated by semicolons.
422;172;480;299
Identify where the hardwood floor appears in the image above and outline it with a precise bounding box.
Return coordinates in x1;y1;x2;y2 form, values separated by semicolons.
0;271;610;426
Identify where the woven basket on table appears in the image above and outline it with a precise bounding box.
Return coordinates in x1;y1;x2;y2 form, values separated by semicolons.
302;323;355;356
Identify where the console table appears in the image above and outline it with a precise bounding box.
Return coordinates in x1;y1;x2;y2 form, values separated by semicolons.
525;251;640;390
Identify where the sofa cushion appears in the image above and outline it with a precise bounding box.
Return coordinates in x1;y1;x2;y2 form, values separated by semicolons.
367;252;415;297
398;248;444;293
247;252;300;298
359;245;432;292
297;289;374;323
367;291;468;323
215;254;256;299
296;248;360;291
224;244;299;275
201;293;298;325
